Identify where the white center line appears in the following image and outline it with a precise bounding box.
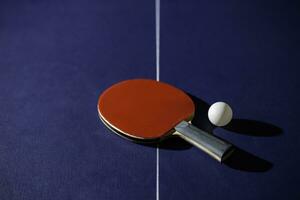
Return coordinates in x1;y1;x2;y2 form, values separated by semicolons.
155;0;160;200
156;0;160;82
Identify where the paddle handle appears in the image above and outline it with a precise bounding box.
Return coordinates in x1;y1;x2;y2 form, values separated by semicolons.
174;121;234;162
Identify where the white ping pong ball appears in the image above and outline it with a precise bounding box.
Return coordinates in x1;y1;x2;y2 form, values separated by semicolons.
208;102;233;127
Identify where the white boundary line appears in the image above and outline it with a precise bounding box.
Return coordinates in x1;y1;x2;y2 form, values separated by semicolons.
155;0;160;200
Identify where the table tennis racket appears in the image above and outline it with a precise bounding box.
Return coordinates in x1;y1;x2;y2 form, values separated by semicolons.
98;79;234;162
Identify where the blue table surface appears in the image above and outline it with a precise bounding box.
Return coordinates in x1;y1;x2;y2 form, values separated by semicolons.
0;0;299;199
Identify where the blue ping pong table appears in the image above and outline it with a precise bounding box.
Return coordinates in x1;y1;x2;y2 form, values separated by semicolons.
0;0;299;199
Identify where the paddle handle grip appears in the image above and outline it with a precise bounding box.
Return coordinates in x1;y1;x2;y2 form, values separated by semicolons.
174;121;234;162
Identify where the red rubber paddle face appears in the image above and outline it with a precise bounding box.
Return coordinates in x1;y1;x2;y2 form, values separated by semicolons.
98;79;195;140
